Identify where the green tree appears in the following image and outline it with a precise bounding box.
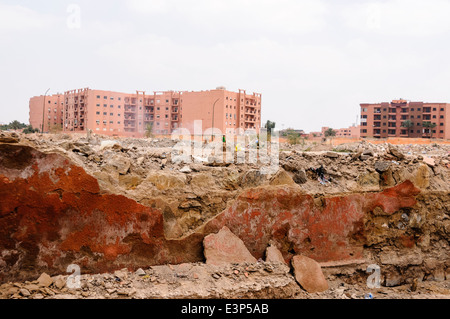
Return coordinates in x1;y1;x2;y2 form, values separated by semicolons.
401;120;414;137
324;128;336;138
9;120;24;130
423;122;437;138
264;120;276;141
145;122;154;138
286;129;301;145
23;125;39;134
0;121;27;131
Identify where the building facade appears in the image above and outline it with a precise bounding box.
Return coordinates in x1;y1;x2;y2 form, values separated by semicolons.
29;93;64;133
361;100;450;139
29;87;262;137
321;125;360;138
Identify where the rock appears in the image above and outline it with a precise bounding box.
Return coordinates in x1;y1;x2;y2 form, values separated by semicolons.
413;164;431;189
203;226;257;266
24;284;39;292
179;166;192;174
54;277;66;290
265;244;286;264
119;174;143;189
357;171;380;188
293;170;308;184
422;157;435;167
136;157;145;166
146;172;187;190
363;149;375;156
269;169;295;186
351;149;363;161
360;155;371;161
0;137;19;144
37;273;53;288
100;140;121;151
19;288;31;297
114;268;129;280
240;170;265;188
375;161;391;173
324;152;339;158
291;255;329;293
135;268;146;276
388;144;405;160
107;154;131;175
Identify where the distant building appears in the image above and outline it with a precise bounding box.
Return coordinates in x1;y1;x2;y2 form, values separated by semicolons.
29;87;262;137
317;125;360;139
360;99;450;139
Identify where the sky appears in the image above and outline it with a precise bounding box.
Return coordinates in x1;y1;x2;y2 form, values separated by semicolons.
1;0;450;132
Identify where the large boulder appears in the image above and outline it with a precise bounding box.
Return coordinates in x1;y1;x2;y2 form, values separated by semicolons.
291;255;329;293
203;226;257;266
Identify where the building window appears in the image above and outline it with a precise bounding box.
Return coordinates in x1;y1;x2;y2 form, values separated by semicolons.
441;108;444;111
96;112;100;115
118;121;121;124
110;105;114;108
103;112;107;115
411;108;414;111
96;104;100;107
433;108;436;111
440;115;444;119
111;97;114;100
104;104;107;107
97;95;100;99
104;96;107;99
110;113;113;116
96;120;100;125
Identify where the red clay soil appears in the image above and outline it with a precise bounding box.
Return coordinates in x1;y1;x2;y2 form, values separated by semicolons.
0;143;421;283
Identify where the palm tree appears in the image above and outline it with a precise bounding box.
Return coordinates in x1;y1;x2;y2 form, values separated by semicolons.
325;128;336;138
264;120;276;141
401;120;413;137
422;122;437;138
429;122;437;138
324;128;336;146
145;122;154;138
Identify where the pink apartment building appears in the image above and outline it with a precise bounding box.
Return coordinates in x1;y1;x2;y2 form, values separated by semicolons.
29;87;262;137
360;99;450;139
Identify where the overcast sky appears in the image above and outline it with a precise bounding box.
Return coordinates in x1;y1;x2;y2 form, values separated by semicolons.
1;0;450;132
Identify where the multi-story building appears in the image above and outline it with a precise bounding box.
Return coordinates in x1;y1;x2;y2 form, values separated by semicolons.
29;93;64;132
29;87;262;137
321;125;360;138
360;99;450;139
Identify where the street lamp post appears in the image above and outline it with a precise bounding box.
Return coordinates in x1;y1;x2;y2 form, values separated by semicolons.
41;88;50;133
211;98;220;141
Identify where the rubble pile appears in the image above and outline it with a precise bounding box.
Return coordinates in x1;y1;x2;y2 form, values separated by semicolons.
0;131;449;299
